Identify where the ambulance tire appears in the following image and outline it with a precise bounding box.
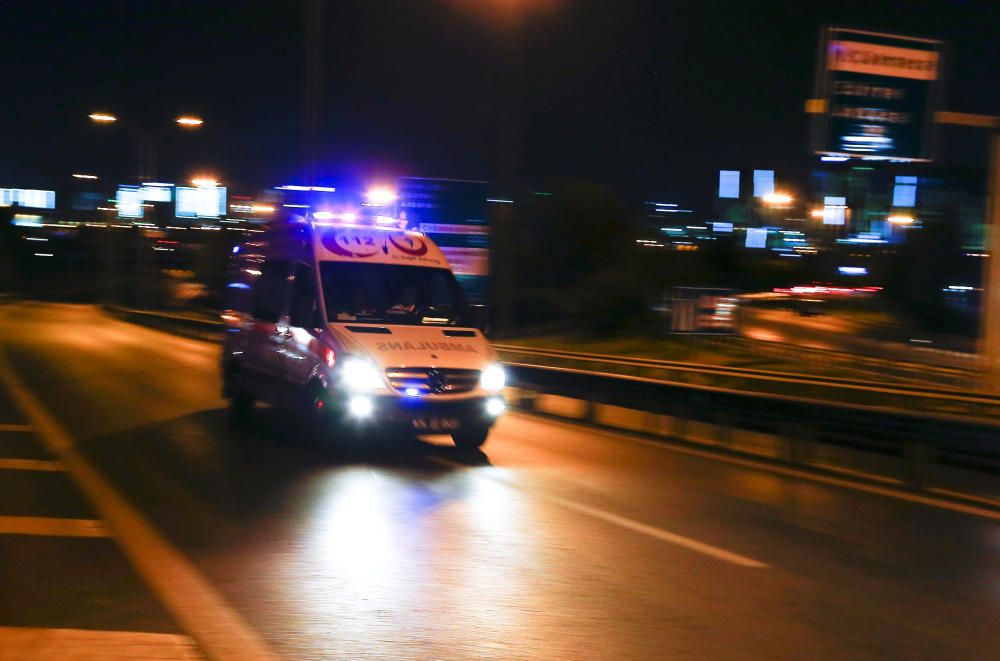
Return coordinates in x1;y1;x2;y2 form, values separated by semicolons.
228;390;254;426
301;382;335;447
302;383;363;453
452;425;489;449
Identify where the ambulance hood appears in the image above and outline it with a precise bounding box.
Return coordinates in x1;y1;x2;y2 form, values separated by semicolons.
329;323;494;371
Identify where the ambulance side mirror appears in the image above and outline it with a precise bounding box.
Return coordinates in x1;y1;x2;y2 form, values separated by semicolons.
468;305;491;335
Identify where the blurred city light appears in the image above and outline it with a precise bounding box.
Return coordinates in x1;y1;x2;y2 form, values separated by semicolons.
762;192;793;205
888;214;915;224
175;115;204;127
72;173;98;180
88;112;117;123
191;178;219;188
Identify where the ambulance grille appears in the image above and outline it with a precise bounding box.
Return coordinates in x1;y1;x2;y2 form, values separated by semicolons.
385;368;480;395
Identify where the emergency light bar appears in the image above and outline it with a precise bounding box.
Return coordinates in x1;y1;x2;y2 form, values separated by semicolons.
310;211;408;230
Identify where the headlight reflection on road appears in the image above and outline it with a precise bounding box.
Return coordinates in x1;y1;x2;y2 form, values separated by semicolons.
304;470;407;595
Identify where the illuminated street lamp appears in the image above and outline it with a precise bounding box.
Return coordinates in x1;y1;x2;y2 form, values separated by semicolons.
176;115;204;127
762;192;794;206
887;214;915;224
88;111;205;181
191;177;219;188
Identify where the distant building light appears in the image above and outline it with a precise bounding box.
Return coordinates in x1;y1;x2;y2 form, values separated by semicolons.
72;173;98;180
753;169;775;198
838;266;868;276
486;198;514;204
888;214;915;224
821;156;850;162
762;192;793;205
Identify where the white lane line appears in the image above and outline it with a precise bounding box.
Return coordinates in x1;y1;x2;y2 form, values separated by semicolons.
0;423;32;432
511;411;1000;522
0;516;109;538
0;348;277;661
0;458;64;472
0;626;199;661
428;456;769;569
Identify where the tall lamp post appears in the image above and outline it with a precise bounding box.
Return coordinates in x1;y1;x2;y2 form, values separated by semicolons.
934;112;1000;390
459;1;563;336
88;112;204;182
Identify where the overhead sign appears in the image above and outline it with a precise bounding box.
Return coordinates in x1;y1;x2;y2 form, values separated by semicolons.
812;27;945;162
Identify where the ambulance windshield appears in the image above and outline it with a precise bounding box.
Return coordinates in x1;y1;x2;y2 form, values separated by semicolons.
320;262;469;326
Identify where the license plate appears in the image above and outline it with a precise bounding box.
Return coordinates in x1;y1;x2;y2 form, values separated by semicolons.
411;417;460;432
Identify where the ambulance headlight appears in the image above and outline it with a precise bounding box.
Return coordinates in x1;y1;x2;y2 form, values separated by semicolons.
341;357;386;391
348;396;374;418
480;363;506;391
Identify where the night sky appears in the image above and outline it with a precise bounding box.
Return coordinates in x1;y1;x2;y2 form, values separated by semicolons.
2;1;999;205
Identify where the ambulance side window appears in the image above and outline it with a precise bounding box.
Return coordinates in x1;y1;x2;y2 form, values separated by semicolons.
252;259;291;323
290;264;320;328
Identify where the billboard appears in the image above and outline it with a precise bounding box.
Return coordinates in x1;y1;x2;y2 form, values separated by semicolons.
812;27;944;162
116;186;143;218
0;188;55;209
718;170;740;199
398;177;491;301
176;186;226;218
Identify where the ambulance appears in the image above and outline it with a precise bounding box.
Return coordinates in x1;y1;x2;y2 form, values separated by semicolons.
220;209;504;449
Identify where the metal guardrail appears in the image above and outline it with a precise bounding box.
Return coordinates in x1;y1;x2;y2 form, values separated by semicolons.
104;306;998;506
505;363;999;507
720;334;979;387
494;344;1000;421
103;305;224;342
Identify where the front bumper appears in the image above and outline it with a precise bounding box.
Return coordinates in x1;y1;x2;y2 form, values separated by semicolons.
340;393;504;433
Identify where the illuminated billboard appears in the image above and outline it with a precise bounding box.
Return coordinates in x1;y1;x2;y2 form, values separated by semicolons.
116;187;143;218
812;27;945;162
745;227;767;248
141;185;173;203
176;186;226;218
0;188;55;209
753;170;774;198
718;170;740;199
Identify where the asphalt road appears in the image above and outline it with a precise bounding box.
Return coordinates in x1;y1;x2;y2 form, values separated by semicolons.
0;302;997;660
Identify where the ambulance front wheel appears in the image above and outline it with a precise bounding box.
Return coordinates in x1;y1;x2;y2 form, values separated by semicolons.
452;425;489;449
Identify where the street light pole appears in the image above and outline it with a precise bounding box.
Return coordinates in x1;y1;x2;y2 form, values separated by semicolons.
979;133;1000;389
935;112;1000;389
88;112;204;182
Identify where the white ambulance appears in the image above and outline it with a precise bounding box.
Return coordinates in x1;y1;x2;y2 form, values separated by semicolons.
221;212;504;449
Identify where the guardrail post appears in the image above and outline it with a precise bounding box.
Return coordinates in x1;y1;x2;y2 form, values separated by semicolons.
904;440;934;491
715;412;735;447
583;397;598;424
779;421;811;465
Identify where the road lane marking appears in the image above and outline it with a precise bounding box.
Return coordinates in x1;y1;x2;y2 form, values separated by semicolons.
0;458;64;471
0;516;109;537
429;456;769;569
0;347;277;661
0;626;199;661
511;411;1000;522
0;423;32;432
